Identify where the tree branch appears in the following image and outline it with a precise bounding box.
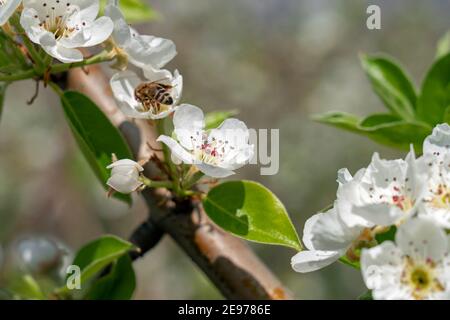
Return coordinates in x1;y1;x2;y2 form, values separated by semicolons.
67;64;293;300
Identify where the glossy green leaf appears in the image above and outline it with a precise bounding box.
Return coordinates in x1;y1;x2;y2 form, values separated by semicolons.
312;112;361;133
205;110;239;130
360;55;417;119
359;113;400;127
437;31;450;59
417;53;450;125
315;111;431;151
85;255;136;300
60;91;134;205
100;0;157;23
359;119;431;152
70;235;134;285
203;180;301;250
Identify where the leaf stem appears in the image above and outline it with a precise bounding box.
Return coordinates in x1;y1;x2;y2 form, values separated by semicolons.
140;177;173;189
0;69;36;82
156;119;181;195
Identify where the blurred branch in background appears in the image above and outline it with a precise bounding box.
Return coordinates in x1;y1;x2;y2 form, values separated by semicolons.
67;64;292;300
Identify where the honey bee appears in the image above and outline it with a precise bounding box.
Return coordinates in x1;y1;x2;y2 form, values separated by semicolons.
134;80;174;112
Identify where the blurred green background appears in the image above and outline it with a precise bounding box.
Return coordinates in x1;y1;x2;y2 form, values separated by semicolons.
0;0;449;299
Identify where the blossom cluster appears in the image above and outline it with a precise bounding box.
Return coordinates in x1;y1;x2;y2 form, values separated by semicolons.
292;124;450;300
0;0;253;192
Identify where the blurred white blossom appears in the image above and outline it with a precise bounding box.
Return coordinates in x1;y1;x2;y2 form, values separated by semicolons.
20;0;113;62
0;0;21;26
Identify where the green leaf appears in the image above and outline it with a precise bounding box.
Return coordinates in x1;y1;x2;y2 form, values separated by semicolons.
444;105;450;124
0;82;8;122
360;55;417;120
8;274;46;300
358;290;373;300
312;112;361;133
205;110;239;130
315;111;431;151
85;255;136;300
203;180;301;250
437;31;450;59
100;0;157;24
359;119;431;152
70;235;134;285
375;226;397;244
359;113;401;127
60;91;134;205
417;53;450;125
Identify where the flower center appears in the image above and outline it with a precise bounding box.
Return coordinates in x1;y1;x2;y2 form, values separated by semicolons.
35;3;84;40
392;194;414;211
429;183;450;209
401;257;444;300
190;133;233;166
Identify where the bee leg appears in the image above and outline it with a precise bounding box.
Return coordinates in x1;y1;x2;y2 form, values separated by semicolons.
151;100;160;113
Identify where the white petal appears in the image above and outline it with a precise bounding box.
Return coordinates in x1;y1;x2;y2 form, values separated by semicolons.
305;207;361;252
157;135;195;164
104;2;131;47
418;207;450;229
196;163;235;178
43;43;83;63
173;104;205;150
0;0;21;26
107;173;141;194
396;217;448;261
360;242;405;299
20;8;47;44
335;189;373;228
80;17;114;47
291;250;343;273
423;123;450;158
107;159;143;171
128;34;177;69
61;16;113;49
352;203;405;227
213;118;250;149
337;168;353;185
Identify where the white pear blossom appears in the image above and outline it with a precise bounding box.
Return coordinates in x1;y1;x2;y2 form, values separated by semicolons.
423;123;450;160
337;151;425;228
157;104;254;178
104;0;176;69
416;151;450;228
110;67;182;119
0;0;21;26
20;0;113;63
291;205;364;273
291;169;370;273
107;159;143;194
361;218;450;300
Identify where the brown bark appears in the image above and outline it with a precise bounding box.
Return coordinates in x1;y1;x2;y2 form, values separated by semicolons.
67;64;292;300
